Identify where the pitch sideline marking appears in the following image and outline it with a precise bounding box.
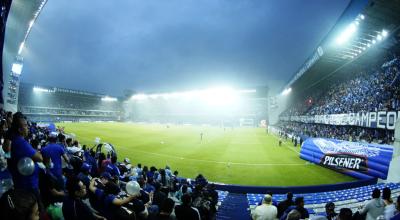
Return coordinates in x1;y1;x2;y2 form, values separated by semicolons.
116;145;306;166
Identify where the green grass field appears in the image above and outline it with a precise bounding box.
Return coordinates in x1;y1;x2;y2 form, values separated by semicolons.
57;122;355;186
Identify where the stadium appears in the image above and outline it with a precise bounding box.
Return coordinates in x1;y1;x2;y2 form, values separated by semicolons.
0;0;400;220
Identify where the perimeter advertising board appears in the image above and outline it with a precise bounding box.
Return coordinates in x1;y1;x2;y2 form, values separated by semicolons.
300;138;394;179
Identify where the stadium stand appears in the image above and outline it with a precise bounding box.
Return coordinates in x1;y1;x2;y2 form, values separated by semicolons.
276;55;399;145
0;110;230;220
18;83;121;122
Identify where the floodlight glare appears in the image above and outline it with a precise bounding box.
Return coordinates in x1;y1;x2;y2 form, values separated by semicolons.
12;63;23;75
381;29;388;37
33;86;52;93
29;20;34;29
360;14;365;20
372;39;376;44
367;43;371;47
101;96;117;102
131;94;147;100
335;23;357;45
377;34;383;41
282;88;292;96
18;42;25;54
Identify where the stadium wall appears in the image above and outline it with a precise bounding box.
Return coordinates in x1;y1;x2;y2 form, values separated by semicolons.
386;119;400;182
214;178;377;194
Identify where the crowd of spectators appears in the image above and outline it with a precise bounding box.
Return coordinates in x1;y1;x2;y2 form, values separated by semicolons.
251;189;400;220
276;121;395;145
0;109;218;220
281;56;400;117
277;56;400;144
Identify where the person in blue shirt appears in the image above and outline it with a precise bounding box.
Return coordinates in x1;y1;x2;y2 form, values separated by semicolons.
62;176;105;220
89;177;143;220
280;197;309;220
77;162;92;189
8;113;43;201
41;133;69;187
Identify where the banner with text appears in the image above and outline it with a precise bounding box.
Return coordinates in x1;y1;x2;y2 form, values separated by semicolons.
280;111;399;130
300;138;394;179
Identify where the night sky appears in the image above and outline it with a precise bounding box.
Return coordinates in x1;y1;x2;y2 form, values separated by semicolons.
20;0;350;96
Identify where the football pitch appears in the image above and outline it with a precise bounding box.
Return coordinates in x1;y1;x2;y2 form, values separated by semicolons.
57;122;355;186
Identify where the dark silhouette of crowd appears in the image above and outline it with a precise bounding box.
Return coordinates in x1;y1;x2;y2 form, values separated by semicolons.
0;110;219;220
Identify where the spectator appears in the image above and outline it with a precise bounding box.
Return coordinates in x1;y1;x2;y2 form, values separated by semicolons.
383;187;396;220
153;198;176;220
0;189;40;220
325;202;337;220
286;209;301;220
252;194;278;220
8;113;43;207
175;193;201;220
390;196;400;220
277;192;294;218
41;133;69;187
62;176;104;220
360;188;385;220
280;197;309;220
338;208;353;220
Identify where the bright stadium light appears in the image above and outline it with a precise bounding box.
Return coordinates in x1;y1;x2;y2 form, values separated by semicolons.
33;86;52;93
381;29;388;37
360;14;365;20
29;20;35;29
12;63;23;75
18;42;25;54
336;23;357;45
372;39;376;44
282;88;292;96
239;89;256;94
367;43;371;47
131;93;147;100
377;34;383;41
101;96;117;102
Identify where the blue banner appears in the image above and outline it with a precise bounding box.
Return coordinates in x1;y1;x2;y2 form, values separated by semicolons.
300;138;394;179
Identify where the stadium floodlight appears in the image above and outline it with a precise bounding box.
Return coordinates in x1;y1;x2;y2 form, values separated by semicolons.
372;39;376;44
282;87;292;96
367;43;371;47
101;96;117;102
33;86;52;93
335;23;357;45
377;34;383;41
239;89;256;94
381;29;388;37
360;14;365;20
18;42;25;55
131;93;147;100
29;20;34;29
12;63;23;75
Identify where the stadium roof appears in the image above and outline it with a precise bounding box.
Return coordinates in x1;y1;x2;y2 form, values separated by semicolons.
285;0;400;94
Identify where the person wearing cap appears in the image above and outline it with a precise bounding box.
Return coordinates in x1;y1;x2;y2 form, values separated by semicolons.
77;163;92;189
252;194;278;220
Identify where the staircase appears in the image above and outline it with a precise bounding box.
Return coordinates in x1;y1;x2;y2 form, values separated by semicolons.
217;193;251;220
